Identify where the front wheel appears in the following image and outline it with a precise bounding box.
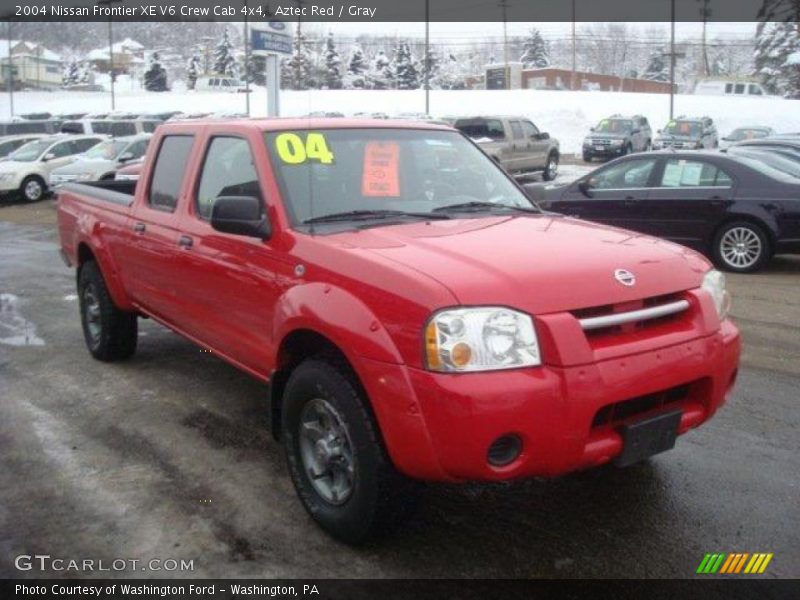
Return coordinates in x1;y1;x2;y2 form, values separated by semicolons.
542;153;559;181
282;358;418;544
712;221;770;273
78;261;138;361
20;176;45;202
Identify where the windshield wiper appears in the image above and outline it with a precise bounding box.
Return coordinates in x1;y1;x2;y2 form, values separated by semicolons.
303;209;451;225
433;201;540;214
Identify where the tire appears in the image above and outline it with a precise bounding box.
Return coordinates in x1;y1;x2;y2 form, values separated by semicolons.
624;143;633;155
582;152;592;163
77;261;138;361
645;140;652;152
20;175;45;202
712;221;771;273
542;152;559;181
282;358;418;544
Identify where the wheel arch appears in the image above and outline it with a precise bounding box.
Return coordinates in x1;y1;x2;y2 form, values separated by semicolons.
711;213;776;254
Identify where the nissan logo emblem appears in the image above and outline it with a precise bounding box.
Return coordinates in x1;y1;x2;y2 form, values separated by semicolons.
614;269;636;286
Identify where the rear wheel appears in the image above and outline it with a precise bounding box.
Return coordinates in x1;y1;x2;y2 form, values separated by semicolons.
712;221;770;273
282;358;418;544
582;152;592;163
78;261;138;361
542;152;559;181
20;176;45;202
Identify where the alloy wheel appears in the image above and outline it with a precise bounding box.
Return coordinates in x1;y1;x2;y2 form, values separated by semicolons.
720;226;762;269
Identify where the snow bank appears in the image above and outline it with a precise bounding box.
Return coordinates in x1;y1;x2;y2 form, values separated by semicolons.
2;88;798;154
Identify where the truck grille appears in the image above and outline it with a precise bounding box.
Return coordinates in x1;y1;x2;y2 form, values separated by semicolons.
571;293;689;337
590;380;699;429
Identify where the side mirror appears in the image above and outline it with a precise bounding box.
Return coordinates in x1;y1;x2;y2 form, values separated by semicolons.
631;128;641;134
118;151;134;162
42;152;55;161
211;196;270;240
538;132;550;140
578;180;594;197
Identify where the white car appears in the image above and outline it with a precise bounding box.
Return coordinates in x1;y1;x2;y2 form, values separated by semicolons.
0;135;105;202
50;134;151;186
0;134;47;160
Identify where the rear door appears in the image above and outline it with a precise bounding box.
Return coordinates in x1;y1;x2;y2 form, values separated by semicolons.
641;157;734;246
124;134;196;319
176;134;280;373
507;120;529;172
549;157;659;232
522;120;548;168
41;139;79;177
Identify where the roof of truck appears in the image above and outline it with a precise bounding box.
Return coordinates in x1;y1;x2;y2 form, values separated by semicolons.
159;118;455;133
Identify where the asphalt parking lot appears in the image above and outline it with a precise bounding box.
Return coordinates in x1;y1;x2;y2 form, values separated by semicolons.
0;198;798;579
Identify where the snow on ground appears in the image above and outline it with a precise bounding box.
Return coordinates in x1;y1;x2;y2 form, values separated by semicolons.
2;88;799;155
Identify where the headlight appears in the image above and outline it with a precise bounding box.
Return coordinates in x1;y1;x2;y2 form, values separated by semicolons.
424;307;541;372
702;270;731;321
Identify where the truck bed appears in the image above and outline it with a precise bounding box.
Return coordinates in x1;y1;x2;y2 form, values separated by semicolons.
58;180;137;207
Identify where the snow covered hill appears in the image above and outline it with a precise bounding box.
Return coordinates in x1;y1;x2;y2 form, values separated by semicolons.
2;88;798;155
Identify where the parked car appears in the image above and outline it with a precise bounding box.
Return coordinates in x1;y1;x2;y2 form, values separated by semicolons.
57;119;739;543
113;159;143;181
0;134;47;159
196;76;248;92
653;116;718;150
694;78;769;97
51;134;151;186
719;126;775;149
582;114;652;161
0;135;105;201
60;119;160;136
727;137;800;162
454;115;560;180
0;119;62;136
531;150;800;272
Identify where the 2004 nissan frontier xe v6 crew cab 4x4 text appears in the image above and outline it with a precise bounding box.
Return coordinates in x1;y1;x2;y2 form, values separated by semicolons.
56;119;741;544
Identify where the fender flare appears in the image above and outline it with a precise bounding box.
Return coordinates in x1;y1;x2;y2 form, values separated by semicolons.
74;216;134;311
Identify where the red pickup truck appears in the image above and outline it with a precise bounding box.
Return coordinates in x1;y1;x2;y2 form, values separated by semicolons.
57;119;740;543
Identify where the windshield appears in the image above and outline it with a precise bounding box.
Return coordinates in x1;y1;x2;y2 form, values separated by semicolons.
83;140;128;160
663;120;702;137
595;119;633;134
8;139;51;162
728;128;770;141
265;128;535;227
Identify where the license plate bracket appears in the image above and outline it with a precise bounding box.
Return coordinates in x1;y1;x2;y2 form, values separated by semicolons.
615;410;682;467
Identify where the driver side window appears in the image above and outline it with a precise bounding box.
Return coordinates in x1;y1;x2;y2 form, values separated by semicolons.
196;137;262;221
588;158;657;190
48;141;73;158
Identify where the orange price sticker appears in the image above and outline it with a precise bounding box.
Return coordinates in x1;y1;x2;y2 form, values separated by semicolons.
362;142;400;197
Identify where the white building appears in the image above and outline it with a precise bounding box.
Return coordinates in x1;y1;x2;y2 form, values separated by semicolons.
0;40;64;90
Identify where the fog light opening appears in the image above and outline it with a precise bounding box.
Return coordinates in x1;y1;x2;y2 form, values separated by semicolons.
487;434;522;467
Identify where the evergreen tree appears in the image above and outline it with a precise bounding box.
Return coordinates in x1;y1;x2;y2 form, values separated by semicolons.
186;55;200;90
394;43;419;90
346;44;368;88
431;53;466;90
420;49;439;88
213;28;237;76
520;28;550;69
245;54;266;86
144;52;168;92
79;61;94;85
369;50;393;89
287;28;313;90
754;21;800;96
62;60;80;87
323;32;343;89
643;50;669;82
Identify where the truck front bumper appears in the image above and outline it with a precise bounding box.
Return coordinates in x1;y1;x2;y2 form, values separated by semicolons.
356;319;740;482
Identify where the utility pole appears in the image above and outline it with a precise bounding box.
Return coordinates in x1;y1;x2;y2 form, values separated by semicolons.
571;0;576;90
499;0;509;89
669;0;676;119
97;0;121;111
244;0;250;115
424;0;430;115
6;23;14;117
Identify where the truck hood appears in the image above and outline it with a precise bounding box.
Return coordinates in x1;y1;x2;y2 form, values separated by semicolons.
52;158;114;175
325;215;709;314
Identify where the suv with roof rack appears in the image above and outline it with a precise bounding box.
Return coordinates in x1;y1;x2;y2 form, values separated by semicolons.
582;114;652;162
654;116;718;150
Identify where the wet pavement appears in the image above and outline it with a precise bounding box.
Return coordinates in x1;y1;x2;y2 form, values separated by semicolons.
0;200;798;579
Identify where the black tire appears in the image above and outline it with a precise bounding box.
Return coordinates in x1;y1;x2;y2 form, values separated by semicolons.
19;175;46;202
712;221;771;273
624;143;633;155
78;261;138;361
582;152;592;163
645;140;652;152
282;358;418;544
542;152;559;181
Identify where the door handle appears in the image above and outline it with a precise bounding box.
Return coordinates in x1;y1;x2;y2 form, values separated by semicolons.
178;235;193;249
133;222;146;233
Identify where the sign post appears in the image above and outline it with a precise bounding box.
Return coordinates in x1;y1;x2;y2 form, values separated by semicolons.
251;21;292;118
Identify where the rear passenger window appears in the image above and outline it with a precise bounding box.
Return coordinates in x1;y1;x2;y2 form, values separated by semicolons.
72;138;101;153
510;121;524;139
195;137;261;220
110;122;136;137
660;160;733;187
148;135;194;212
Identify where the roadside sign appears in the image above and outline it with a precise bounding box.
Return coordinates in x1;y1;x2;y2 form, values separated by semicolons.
252;21;292;56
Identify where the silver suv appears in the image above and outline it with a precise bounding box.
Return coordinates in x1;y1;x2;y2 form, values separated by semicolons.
582;114;652;162
654;116;719;150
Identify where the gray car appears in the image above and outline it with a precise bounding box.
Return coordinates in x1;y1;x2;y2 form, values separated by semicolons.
50;134;151;186
654;116;719;150
582;114;652;161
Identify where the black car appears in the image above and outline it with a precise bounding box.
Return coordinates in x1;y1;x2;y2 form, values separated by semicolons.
530;151;800;273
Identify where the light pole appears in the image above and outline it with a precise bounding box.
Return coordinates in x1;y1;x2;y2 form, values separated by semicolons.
499;0;509;89
6;22;14;117
96;0;122;111
424;0;430;114
243;0;250;115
